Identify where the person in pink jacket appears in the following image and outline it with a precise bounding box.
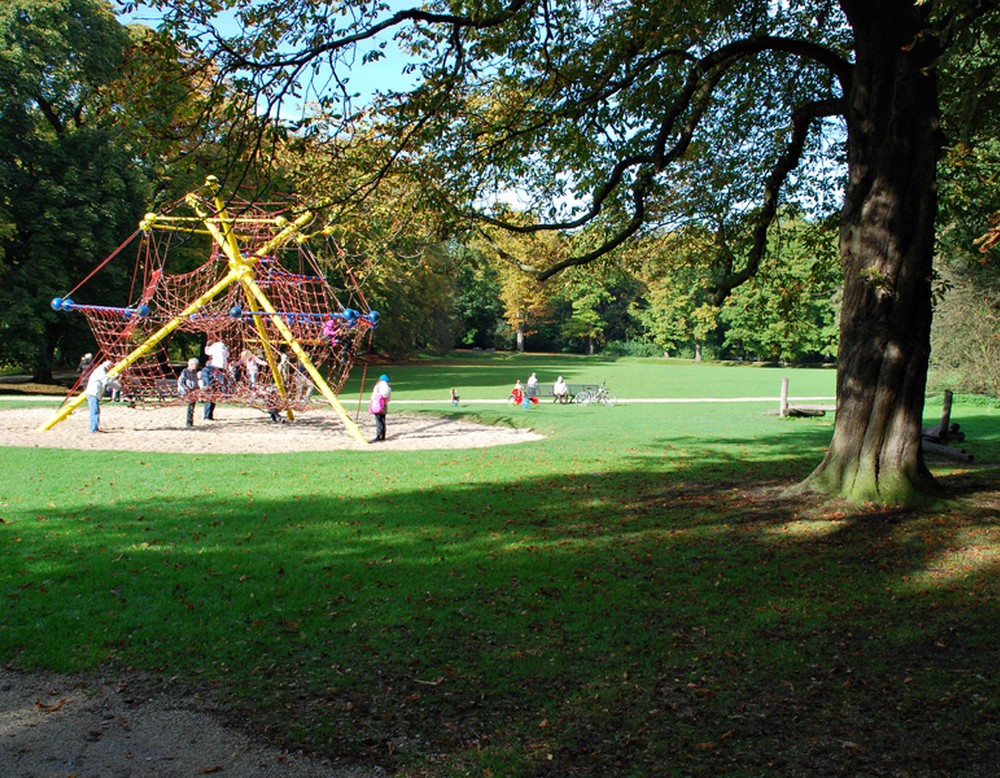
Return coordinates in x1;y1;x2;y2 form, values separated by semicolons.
369;374;391;442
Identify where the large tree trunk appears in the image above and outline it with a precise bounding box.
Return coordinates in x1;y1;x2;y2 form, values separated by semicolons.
799;2;944;505
32;323;61;384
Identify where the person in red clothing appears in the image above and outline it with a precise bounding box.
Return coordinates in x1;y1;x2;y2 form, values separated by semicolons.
511;379;524;405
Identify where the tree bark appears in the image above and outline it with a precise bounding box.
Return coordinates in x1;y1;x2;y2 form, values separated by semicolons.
798;2;945;505
32;324;61;384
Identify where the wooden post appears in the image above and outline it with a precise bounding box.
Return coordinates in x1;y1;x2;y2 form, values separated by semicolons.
780;377;790;418
939;390;953;442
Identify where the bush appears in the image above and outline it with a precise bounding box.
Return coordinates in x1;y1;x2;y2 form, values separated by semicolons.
602;340;662;357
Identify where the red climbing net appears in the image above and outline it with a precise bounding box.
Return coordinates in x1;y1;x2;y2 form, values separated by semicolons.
54;190;378;415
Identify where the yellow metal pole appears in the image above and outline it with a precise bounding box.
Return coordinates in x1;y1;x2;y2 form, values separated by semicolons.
38;268;242;431
191;186;316;424
205;180;246;273
191;179;313;269
242;276;367;444
242;276;295;421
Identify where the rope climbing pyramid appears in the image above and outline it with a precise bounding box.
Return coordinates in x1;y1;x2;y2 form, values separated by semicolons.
42;176;378;444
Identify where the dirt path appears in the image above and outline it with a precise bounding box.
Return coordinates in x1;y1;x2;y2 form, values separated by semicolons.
0;666;380;777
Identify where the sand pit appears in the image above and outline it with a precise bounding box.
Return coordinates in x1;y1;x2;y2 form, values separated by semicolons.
0;402;542;454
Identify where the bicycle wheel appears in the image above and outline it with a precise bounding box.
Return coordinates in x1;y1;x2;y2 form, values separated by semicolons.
507;394;517;406
574;390;592;406
599;391;618;407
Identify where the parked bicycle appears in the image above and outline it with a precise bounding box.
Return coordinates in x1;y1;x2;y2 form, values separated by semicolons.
574;382;617;407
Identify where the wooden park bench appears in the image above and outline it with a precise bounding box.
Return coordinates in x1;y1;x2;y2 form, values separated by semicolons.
527;383;599;404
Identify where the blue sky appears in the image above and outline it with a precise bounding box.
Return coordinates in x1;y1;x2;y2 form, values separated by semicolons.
114;2;419;108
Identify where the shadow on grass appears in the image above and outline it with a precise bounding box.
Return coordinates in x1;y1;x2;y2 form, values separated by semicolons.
1;448;999;776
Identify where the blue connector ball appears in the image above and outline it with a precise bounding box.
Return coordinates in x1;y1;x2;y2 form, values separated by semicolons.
229;306;242;318
51;298;63;311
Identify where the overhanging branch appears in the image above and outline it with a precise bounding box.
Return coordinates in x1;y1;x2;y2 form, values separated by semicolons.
220;0;535;71
710;96;846;304
476;37;850;281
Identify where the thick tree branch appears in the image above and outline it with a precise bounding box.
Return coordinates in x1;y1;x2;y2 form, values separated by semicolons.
187;6;855;284
709;96;846;304
34;95;64;135
219;0;535;71
477;36;850;280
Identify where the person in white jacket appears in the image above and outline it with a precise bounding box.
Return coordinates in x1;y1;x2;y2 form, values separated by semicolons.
84;360;114;432
202;338;229;420
552;375;569;404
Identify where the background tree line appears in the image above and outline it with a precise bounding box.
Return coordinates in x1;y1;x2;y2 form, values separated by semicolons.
2;0;998;413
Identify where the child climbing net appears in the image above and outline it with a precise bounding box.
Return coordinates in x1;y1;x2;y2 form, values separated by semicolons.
43;176;378;443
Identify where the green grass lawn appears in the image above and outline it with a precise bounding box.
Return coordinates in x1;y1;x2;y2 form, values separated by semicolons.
2;355;999;776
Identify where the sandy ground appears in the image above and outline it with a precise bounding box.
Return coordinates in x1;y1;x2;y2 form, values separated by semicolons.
1;401;539;777
0;401;543;454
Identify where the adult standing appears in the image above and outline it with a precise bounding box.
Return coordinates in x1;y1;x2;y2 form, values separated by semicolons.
369;373;391;442
527;372;538;398
84;360;113;432
177;357;200;428
203;338;229;420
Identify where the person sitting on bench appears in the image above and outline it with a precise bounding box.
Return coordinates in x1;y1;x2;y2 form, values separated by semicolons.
553;375;569;403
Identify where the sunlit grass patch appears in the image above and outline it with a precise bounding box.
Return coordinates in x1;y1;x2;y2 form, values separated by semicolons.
766;519;846;538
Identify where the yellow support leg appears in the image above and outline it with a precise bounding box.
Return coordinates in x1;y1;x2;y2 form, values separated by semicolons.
242;276;367;445
243;279;295;422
